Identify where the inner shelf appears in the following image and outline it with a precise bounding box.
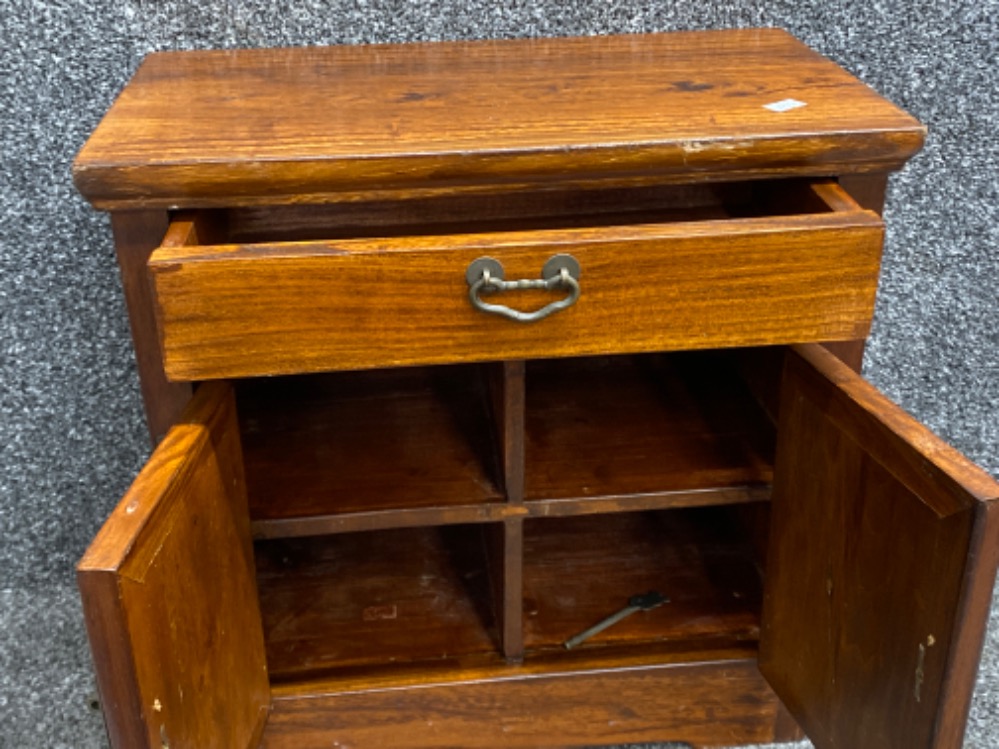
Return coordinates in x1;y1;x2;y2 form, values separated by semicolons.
237;350;778;539
255;524;499;684
522;508;764;655
238;365;504;538
524;352;776;509
253;507;764;687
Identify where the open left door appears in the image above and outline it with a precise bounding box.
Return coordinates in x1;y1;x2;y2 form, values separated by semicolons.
78;383;269;749
760;344;999;749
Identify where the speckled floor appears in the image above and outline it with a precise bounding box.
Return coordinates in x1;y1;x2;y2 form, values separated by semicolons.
1;1;997;746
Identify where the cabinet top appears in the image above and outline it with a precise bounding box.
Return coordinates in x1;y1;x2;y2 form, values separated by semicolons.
74;29;924;209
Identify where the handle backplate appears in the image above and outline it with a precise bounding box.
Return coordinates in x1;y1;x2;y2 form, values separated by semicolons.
466;254;581;323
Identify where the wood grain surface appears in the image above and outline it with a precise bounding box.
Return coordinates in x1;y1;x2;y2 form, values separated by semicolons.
261;653;781;748
238;353;775;538
150;188;883;380
110;211;191;442
255;525;499;682
74;30;923;209
237;366;503;538
760;345;999;749
524;352;775;504
487;518;525;660
77;383;269;749
522;509;763;653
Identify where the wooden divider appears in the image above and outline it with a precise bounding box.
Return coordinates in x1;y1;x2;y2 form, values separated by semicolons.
486;361;527;659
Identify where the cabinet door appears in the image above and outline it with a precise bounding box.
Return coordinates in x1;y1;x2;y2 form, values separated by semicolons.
77;383;269;749
760;344;999;749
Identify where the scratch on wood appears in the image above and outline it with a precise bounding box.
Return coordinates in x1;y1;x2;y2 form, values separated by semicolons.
915;642;926;702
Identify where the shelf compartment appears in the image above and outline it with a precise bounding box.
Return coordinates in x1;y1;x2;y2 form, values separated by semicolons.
522;508;763;654
238;366;505;538
524;352;776;512
256;524;500;683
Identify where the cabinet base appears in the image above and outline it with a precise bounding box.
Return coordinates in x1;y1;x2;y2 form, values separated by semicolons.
261;655;793;748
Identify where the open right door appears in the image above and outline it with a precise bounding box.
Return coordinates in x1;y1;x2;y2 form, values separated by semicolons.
760;344;999;748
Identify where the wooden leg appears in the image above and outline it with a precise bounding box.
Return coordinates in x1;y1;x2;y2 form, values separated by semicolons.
111;211;193;443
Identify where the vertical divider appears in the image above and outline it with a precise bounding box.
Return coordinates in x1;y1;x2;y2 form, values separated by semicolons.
485;360;526;660
489;360;526;503
486;519;525;661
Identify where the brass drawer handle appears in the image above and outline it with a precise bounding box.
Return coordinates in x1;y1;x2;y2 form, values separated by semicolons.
466;254;581;323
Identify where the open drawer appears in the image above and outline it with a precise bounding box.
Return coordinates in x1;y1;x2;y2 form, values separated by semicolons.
77;344;999;748
148;180;884;381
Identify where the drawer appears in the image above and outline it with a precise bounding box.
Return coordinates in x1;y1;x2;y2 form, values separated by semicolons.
149;180;884;381
78;345;999;748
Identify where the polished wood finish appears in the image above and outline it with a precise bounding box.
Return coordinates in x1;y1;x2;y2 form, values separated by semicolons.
77;383;269;749
238;367;502;539
524;353;776;506
772;701;807;742
760;344;999;749
822;339;867;372
489;360;526;504
840;172;890;215
523;509;762;653
76;30;999;749
225;183;735;243
73;30;923;210
255;525;498;682
109;211;191;442
488;519;525;660
149;182;883;380
261;654;781;749
254;505;764;679
240;354;776;539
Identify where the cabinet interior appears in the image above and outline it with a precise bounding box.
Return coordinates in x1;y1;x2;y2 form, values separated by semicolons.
219;177;817;695
238;347;781;692
208;177;845;245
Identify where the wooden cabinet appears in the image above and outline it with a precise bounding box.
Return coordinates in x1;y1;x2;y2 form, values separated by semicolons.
74;30;999;749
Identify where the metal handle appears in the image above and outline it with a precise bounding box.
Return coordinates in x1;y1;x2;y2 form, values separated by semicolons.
466;254;581;323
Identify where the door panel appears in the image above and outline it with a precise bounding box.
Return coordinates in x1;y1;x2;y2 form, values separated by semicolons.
760;344;999;749
78;382;269;749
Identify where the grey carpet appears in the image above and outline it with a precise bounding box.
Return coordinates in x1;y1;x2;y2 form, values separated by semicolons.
1;1;997;746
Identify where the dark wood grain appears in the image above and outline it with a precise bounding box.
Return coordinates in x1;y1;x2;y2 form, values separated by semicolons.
77;383;269;748
523;508;763;653
255;525;500;683
759;344;999;749
109;211;191;441
524;352;776;504
71;30;948;749
74;30;923;209
237;367;503;538
261;653;782;749
487;518;525;660
224;183;736;244
488;360;525;504
822;339;866;372
242;353;777;536
149;185;883;380
251;502;525;539
839;172;890;215
772;700;806;742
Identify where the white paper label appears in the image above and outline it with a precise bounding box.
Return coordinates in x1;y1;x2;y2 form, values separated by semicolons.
763;98;807;113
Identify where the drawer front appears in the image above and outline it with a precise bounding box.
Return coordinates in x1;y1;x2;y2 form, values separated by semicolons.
150;183;883;380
